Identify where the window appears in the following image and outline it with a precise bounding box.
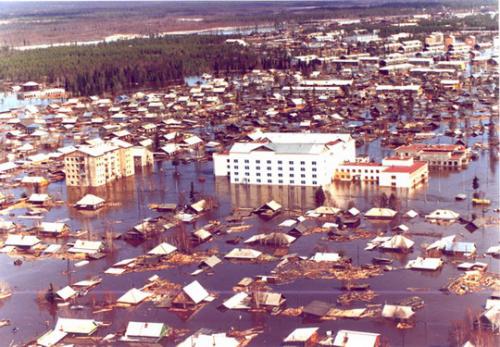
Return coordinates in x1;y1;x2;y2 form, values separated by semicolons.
267;179;272;183
244;166;249;170
391;175;396;179
245;172;250;176
278;160;283;164
301;180;306;184
257;179;261;183
278;167;283;171
267;173;272;177
278;179;283;184
290;173;294;177
289;161;294;165
312;181;317;185
301;168;305;171
301;174;305;178
235;178;239;182
300;161;305;165
234;171;239;175
312;168;317;172
267;160;271;164
278;173;283;177
233;159;238;162
256;173;261;177
290;167;294;171
290;180;295;184
312;174;317;178
267;166;271;170
226;159;230;163
256;160;260;164
312;161;317;165
226;165;230;169
244;159;249;163
256;166;261;170
234;165;239;169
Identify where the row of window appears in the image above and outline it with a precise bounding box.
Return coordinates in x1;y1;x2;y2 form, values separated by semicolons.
228;159;317;165
234;178;317;185
234;171;317;179
228;165;317;172
338;168;381;174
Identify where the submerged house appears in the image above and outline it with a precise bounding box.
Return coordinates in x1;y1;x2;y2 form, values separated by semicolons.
74;194;105;210
172;280;211;309
333;330;381;347
121;321;171;343
254;200;282;219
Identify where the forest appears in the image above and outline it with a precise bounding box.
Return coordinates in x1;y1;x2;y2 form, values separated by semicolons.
0;35;291;96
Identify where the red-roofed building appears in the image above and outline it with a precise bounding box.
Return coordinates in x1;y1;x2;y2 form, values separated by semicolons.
394;144;470;168
334;157;428;188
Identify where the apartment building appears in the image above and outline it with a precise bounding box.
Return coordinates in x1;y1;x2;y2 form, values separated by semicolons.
213;132;355;186
64;141;135;187
394;144;470;168
334;157;428;188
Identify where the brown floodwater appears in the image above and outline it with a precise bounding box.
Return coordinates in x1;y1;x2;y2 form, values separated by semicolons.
0;94;499;346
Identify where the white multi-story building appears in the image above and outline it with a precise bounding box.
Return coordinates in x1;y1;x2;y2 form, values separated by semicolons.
213;132;355;186
64;140;135;187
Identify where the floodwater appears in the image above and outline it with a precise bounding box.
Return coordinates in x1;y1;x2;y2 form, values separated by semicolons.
0;97;499;346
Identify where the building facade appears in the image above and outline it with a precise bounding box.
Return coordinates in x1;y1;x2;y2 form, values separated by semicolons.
213;132;355;186
334;157;428;188
394;144;470;168
64;142;135;187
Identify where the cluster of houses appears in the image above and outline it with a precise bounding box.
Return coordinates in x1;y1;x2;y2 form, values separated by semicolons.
0;5;498;347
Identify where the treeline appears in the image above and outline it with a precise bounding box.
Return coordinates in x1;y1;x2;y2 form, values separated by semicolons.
0;35;291;96
343;13;498;38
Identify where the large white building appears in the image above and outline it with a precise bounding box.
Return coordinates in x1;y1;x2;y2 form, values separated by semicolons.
213;132;355;186
64;140;135;187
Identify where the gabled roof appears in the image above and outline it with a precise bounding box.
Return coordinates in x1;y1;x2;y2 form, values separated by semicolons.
117;288;151;304
148;242;177;256
54;317;100;335
183;281;209;304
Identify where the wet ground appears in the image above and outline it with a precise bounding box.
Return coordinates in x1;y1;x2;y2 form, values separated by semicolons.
0;95;499;346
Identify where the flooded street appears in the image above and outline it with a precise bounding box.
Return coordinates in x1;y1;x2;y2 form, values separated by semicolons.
0;137;498;346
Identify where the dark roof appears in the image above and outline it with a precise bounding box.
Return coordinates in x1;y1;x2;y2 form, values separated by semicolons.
303;300;331;317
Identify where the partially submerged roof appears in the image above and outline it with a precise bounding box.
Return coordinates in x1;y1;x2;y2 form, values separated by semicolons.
148;242;177;256
225;248;262;260
406;257;443;271
183;280;210;304
117;288;151;304
283;327;319;343
365;207;397;218
382;304;415;320
123;321;168;340
54;317;100;335
333;330;380;347
425;209;460;220
75;194;105;207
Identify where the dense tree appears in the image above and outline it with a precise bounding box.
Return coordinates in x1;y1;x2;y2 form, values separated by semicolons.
0;35;290;96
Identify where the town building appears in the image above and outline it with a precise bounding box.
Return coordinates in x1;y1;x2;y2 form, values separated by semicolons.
213;132;356;186
334;157;428;188
64;141;135;187
394;144;470;168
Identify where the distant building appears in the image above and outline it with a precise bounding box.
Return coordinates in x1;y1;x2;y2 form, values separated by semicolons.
214;132;355;186
394;144;470;168
64;141;135;187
